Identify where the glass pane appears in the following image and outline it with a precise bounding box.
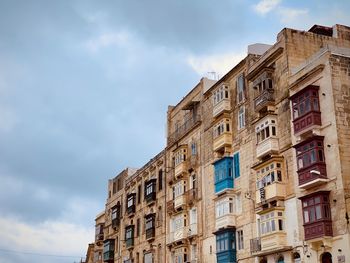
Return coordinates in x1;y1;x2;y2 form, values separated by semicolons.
315;205;322;220
304;210;309;223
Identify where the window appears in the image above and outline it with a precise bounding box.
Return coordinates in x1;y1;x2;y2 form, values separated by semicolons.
126;193;136;214
138;184;141;204
136;218;140;237
237;74;245;103
292;87;320;120
237;229;244;250
213;85;229;105
191;244;197;261
113;181;116;194
216;231;235;253
215;197;234;218
103;239;115;261
191;142;197;155
145;215;155;230
125;225;134;247
233;152;240;178
145;179;156;197
213;118;231;138
214;157;233;183
238;106;245;129
112;203;121;228
173;248;187;263
296;137;325;170
173;181;185;198
144;252;153;263
174;148;187;166
235;193;242;214
158;169;163;191
301;192;331;224
256;117;277;144
259;210;284;235
171;214;186;232
256;161;283;189
190;174;196;189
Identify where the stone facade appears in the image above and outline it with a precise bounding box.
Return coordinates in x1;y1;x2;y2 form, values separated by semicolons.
84;24;350;263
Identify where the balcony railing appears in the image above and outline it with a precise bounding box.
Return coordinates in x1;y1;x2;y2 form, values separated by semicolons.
256;137;279;159
256;183;285;204
112;218;120;229
293;111;321;134
145;192;156;204
304;220;333;240
126;238;134;248
298;162;327;189
127;205;136;215
254;88;274;112
168;114;201;146
215;214;236;231
213;133;232;153
103;251;114;262
174;161;188;178
250;237;261;253
167;225;197;244
146;227;155;240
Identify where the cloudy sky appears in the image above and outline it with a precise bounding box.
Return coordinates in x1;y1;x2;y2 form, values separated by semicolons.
0;0;349;262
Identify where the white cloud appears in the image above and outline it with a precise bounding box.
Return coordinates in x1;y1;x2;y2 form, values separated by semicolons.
0;216;93;262
187;51;246;77
278;7;308;24
253;0;281;15
85;31;130;53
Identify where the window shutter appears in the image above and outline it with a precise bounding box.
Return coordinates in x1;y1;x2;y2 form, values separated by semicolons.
234;153;240;178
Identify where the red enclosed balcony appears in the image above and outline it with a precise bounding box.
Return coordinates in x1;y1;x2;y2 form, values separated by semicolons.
294;136;328;189
291;85;321;135
299;191;333;241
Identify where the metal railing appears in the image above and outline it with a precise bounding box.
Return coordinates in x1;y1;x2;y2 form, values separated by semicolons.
168;115;201;145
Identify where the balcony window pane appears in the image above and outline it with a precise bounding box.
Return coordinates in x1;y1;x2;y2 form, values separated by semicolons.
271;220;275;231
316;205;322;220
304;210;309;223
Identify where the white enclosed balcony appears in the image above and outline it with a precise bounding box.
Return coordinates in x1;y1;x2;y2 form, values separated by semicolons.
255;115;279;159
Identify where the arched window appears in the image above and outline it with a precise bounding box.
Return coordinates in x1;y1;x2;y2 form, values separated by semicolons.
293;252;301;263
277;255;284;263
321;252;332;263
260;257;267;263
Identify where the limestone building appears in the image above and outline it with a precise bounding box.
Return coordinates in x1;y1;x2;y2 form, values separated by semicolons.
84;24;350;263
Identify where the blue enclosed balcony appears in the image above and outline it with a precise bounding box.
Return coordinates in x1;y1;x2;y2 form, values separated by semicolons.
214;157;234;194
215;229;237;263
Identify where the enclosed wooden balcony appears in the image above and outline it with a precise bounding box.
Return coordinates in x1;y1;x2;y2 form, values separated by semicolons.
254;88;275;112
215;214;236;231
256;183;286;204
213;133;232;153
298;162;327;189
256;137;279;159
213;99;230;118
